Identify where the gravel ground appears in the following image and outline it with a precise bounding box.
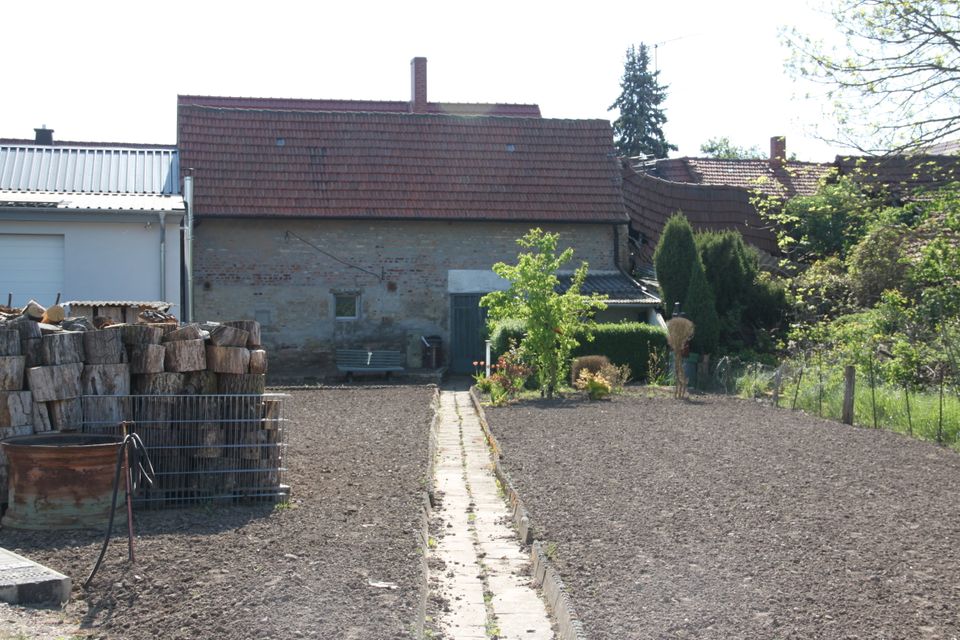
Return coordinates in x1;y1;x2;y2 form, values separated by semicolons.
486;391;960;640
0;386;435;640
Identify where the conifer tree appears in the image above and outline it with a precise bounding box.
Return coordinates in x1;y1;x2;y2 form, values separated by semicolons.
653;213;698;318
609;43;677;159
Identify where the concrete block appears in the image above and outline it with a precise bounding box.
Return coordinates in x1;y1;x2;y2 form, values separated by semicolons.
0;548;71;605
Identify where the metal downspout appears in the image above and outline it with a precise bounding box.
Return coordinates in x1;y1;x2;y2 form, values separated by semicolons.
183;176;194;322
159;212;167;301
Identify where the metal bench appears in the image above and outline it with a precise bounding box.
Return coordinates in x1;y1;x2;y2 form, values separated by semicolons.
335;349;404;379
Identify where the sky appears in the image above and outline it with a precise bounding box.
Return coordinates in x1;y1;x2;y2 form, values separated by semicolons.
2;0;846;161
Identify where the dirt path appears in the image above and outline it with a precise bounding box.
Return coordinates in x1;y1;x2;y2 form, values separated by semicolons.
486;392;960;639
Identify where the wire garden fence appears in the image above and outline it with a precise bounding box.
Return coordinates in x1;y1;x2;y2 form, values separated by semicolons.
81;393;289;507
709;353;960;447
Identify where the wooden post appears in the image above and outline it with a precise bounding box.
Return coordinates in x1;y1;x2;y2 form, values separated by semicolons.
772;368;782;408
842;365;856;425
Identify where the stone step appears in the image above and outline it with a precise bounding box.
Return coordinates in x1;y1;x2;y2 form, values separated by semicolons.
0;547;71;605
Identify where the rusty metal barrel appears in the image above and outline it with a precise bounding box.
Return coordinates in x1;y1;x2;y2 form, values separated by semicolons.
1;433;121;530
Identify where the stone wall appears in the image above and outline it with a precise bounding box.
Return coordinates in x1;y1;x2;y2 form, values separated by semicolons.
193;218;621;376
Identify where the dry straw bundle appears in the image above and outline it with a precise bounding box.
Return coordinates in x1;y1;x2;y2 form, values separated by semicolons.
666;317;694;399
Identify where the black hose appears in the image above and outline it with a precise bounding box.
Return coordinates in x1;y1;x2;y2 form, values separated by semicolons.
83;432;155;589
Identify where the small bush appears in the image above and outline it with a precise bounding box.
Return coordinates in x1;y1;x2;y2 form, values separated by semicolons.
489;319;527;356
599;362;631;392
575;369;612;400
571;355;611;385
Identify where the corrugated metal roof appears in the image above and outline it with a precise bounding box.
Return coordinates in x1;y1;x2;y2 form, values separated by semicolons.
556;271;660;306
0;190;184;212
65;300;172;311
0;144;179;194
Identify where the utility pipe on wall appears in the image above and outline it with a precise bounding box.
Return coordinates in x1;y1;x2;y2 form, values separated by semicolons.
158;212;167;301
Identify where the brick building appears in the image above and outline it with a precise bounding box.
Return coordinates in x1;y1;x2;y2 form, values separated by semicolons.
178;58;657;376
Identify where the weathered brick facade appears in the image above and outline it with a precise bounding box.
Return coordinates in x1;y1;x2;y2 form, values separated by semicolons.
194;218;623;375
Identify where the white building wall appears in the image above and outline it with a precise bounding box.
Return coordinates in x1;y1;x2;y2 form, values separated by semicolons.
0;217;181;313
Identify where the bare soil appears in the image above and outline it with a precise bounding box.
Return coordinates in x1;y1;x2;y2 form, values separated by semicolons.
0;386;435;640
486;391;960;639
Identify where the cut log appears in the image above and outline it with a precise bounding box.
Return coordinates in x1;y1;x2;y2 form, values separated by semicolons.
223;320;261;348
5;316;41;341
47;398;82;431
147;322;179;338
32;400;51;432
248;349;268;374
40;332;85;365
129;344;165;374
27;363;84;401
83;328;125;364
0;391;32;428
0;356;26;391
208;325;249;348
38;323;64;335
165;339;206;372
23;300;45;320
162;324;203;342
218;373;265;394
21;338;42;368
132;372;186;395
82;395;132;427
184;370;218;394
81;364;131;396
120;324;163;345
206;345;250;374
61;316;95;332
41;304;65;324
0;330;20;356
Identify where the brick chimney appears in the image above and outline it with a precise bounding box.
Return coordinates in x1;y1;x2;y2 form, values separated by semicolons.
410;57;427;113
34;126;54;145
769;136;786;168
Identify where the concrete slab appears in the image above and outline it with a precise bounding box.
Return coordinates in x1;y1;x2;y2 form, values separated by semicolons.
0;548;71;605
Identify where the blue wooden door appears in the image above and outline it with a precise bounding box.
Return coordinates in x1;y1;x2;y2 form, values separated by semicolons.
450;294;487;374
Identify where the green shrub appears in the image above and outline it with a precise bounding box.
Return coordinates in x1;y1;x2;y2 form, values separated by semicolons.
574;369;612;400
571;322;667;382
571;355;611;385
488;318;526;357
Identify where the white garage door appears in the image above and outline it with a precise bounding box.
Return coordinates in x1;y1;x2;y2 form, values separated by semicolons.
0;234;65;308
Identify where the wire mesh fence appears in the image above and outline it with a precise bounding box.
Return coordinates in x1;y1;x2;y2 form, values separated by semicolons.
705;352;960;447
81;393;289;507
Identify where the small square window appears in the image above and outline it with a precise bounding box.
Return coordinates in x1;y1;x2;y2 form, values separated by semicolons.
334;293;359;320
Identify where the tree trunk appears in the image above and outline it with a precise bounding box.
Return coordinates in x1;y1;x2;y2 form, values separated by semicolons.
224;320;261;348
218;373;265;394
40;332;85;365
162;324;203;342
82;395;132;428
206;346;251;374
81;364;131;396
165;339;207;372
32;400;52;432
184;370;218;394
41;304;65;324
27;363;83;401
208;325;250;348
6;316;41;341
0;356;26;391
47;397;83;431
0;330;20;356
0;391;32;428
129;344;165;374
83;328;125;364
132;372;186;395
21;338;42;368
23;300;45;321
121;324;164;346
248;349;268;374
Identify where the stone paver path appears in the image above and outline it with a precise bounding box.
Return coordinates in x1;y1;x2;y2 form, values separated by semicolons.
431;390;554;640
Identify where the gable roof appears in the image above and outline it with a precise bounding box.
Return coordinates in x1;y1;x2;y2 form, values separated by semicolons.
177;103;627;223
835;154;960;196
649;157;833;198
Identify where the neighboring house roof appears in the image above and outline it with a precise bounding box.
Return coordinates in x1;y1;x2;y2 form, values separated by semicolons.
0;144;179;194
0;141;183;213
621;163;779;261
648;157;832;198
556;271;660;306
66;300;173;311
922;139;960;155
178;95;542;118
178;104;627;223
835;154;960;196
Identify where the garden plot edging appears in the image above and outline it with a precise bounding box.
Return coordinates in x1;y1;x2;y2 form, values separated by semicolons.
469;387;588;640
414;386;441;639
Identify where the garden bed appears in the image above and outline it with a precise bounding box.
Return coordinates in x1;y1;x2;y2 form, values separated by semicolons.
486;392;960;639
1;386;435;639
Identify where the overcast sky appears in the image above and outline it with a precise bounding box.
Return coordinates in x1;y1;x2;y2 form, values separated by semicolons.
3;0;846;161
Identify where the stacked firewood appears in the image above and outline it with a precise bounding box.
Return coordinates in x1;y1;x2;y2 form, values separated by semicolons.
0;299;270;500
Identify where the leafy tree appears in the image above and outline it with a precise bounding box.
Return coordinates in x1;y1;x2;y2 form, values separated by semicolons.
699;136;765;159
480;229;606;399
609;43;677;159
653;213;698;317
683;259;720;355
846;223;909;306
785;0;960;153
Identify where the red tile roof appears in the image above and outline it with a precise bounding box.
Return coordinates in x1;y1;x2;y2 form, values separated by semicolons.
178;95;542;118
651;157;833;198
622;162;779;262
178;104;627;223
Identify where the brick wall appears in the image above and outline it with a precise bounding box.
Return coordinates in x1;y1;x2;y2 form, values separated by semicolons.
194;218;618;376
